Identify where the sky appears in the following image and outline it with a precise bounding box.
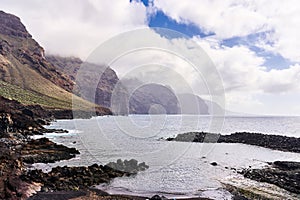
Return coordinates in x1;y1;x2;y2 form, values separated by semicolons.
1;0;300;115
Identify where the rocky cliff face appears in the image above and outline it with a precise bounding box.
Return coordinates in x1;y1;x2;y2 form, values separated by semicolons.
46;55;128;111
122;79;211;115
0;11;31;38
128;83;180;114
0;10;108;113
46;53;218;115
46;56;182;115
0;11;74;92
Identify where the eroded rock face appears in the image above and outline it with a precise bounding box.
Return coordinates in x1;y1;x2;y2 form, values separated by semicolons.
46;55;128;110
0;11;31;38
0;11;74;92
177;93;209;114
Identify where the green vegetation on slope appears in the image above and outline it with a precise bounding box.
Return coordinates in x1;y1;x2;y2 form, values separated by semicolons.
0;34;100;111
0;11;112;114
0;80;72;109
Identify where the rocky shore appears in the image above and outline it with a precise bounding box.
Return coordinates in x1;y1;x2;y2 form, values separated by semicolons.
1;96;212;200
167;131;300;153
168;131;300;198
240;161;300;194
0;96;148;199
22;159;148;193
1;94;298;199
0;133;153;200
21;137;80;164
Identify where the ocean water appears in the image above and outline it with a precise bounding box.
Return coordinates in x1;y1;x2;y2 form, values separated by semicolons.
35;115;300;199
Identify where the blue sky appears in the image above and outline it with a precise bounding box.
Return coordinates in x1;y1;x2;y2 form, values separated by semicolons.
135;0;293;71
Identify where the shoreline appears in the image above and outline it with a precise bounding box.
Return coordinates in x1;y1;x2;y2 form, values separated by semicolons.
167;131;300;198
1;97;299;199
3;126;299;200
0;96;212;199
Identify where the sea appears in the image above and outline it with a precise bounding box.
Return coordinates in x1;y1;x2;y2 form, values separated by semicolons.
32;115;300;199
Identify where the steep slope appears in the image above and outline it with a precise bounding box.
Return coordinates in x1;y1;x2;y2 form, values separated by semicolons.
0;80;71;109
177;93;209;114
0;11;73;92
0;10;108;112
46;55;128;111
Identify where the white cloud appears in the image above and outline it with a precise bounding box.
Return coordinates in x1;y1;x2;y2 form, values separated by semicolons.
194;37;300;114
153;0;300;62
0;0;147;59
196;39;265;92
84;26;300;114
88;28;223;97
153;0;269;39
259;64;300;93
252;0;300;62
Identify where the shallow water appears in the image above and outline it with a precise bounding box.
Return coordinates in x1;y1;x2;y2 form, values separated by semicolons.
35;115;300;199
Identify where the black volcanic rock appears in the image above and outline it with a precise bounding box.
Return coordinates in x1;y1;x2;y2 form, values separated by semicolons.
0;96;48;133
169;132;300;153
106;159;149;174
21;137;79;164
21;160;148;192
241;161;300;194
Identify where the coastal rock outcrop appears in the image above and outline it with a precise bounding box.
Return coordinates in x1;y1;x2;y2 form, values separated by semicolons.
21;137;80;164
241;161;300;194
168;132;300;153
22;159;149;192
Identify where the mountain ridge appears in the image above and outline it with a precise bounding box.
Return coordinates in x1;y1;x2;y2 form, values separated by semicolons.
0;10;111;115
